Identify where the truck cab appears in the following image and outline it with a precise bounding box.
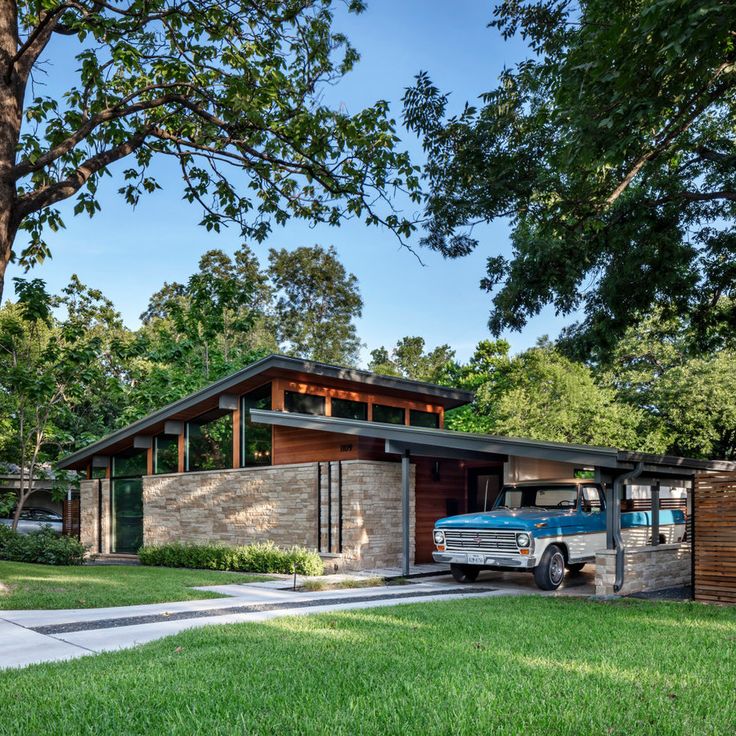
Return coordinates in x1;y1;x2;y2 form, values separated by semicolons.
432;478;685;590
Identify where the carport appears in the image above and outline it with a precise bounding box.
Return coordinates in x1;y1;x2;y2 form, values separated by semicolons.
252;410;734;595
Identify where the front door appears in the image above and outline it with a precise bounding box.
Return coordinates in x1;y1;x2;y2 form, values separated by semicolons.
111;479;143;554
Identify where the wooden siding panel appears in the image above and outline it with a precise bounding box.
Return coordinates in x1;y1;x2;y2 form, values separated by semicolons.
414;459;468;564
694;474;736;604
273;426;359;465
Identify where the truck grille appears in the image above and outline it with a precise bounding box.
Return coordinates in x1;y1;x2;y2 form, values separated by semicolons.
443;529;520;555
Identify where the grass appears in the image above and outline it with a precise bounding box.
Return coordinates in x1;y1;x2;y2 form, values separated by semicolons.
0;561;271;610
2;596;735;735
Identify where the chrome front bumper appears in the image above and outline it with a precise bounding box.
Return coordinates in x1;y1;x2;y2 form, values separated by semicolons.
432;551;537;569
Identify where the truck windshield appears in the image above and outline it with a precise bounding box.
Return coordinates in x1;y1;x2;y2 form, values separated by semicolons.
494;485;579;510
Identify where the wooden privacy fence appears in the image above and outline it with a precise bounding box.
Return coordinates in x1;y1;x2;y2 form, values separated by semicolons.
62;497;80;538
693;474;736;604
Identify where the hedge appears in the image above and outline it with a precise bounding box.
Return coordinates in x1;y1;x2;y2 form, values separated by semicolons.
0;526;86;566
138;541;324;576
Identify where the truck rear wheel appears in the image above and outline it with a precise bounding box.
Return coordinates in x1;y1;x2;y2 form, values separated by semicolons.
450;564;480;583
533;545;566;590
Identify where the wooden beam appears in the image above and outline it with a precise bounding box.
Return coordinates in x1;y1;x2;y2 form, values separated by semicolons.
133;435;153;450
164;421;184;435
219;394;238;411
178;431;185;473
146;446;154;476
233;401;241;469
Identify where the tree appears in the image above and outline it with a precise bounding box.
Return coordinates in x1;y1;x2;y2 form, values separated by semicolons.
268;245;363;365
0;276;115;528
446;340;663;451
140;244;275;381
600;309;736;458
404;1;736;354
0;1;420;300
368;336;455;383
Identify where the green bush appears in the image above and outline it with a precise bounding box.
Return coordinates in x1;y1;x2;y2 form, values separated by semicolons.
138;541;324;576
0;526;86;566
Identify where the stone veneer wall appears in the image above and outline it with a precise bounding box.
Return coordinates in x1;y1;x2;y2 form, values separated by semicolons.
79;478;110;554
595;543;691;596
336;460;415;571
142;460;415;571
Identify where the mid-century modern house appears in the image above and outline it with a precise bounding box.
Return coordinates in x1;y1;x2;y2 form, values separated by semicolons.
58;354;736;602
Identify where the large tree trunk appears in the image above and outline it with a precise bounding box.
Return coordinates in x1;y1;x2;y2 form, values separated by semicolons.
0;3;23;303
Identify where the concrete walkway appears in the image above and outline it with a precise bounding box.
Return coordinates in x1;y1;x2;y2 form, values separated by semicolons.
0;568;595;670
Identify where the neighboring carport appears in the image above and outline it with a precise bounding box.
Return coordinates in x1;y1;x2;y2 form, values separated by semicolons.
251;409;734;594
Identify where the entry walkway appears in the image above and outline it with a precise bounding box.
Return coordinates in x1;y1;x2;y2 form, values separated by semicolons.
0;568;594;670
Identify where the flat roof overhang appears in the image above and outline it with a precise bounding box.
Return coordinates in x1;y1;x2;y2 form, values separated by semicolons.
57;354;474;470
250;410;736;476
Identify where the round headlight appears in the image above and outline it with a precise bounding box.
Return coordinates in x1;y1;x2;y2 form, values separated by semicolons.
516;532;531;548
433;530;445;545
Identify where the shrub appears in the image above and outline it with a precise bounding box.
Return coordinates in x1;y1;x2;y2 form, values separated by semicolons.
139;541;324;576
0;526;86;566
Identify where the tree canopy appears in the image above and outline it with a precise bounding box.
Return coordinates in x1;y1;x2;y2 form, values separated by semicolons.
268;245;363;365
404;0;736;354
0;1;420;299
368;336;455;383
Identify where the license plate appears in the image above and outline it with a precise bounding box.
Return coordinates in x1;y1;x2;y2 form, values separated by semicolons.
467;553;484;565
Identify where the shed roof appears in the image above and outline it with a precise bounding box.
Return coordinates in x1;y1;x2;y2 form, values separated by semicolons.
57;354;474;469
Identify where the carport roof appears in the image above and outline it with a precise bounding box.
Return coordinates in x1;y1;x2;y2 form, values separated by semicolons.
250;409;736;475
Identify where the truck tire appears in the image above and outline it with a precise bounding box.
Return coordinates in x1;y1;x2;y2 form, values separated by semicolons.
533;545;566;590
566;562;585;574
450;564;480;583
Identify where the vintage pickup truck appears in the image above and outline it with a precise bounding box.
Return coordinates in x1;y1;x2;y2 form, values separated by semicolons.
432;478;686;590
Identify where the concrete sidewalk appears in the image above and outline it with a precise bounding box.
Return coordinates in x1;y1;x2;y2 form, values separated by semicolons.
0;568;594;670
0;579;503;670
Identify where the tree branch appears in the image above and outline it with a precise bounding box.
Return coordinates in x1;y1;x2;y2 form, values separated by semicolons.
604;64;734;208
16;127;151;217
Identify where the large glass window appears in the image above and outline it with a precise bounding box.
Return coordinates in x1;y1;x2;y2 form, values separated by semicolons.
331;397;368;421
186;411;233;472
154;435;179;474
409;409;440;428
112;451;147;479
372;403;405;425
111;449;146;554
242;384;272;466
284;391;326;416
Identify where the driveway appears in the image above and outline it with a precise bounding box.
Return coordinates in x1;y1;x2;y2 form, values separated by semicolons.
0;568;594;670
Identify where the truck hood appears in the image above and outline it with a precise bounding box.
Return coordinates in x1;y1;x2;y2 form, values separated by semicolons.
435;508;577;531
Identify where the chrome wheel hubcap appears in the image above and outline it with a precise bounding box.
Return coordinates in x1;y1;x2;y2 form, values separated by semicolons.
550;554;564;584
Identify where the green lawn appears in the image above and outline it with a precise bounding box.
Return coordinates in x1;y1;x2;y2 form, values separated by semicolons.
2;596;735;735
0;561;271;610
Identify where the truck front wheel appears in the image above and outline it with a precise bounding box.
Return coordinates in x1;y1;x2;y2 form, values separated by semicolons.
533;545;566;590
450;564;480;583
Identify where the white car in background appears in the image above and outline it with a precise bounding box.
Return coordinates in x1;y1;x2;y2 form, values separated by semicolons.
0;507;63;535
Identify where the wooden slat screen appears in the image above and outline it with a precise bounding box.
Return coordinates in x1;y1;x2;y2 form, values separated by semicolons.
62;497;80;538
694;474;736;604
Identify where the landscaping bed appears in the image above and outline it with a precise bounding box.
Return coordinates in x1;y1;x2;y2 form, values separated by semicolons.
0;561;270;610
1;596;734;734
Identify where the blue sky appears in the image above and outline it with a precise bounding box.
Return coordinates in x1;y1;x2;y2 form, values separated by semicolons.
5;1;575;364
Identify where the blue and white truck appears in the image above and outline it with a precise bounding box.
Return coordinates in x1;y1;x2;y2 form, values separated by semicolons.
432;478;686;590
